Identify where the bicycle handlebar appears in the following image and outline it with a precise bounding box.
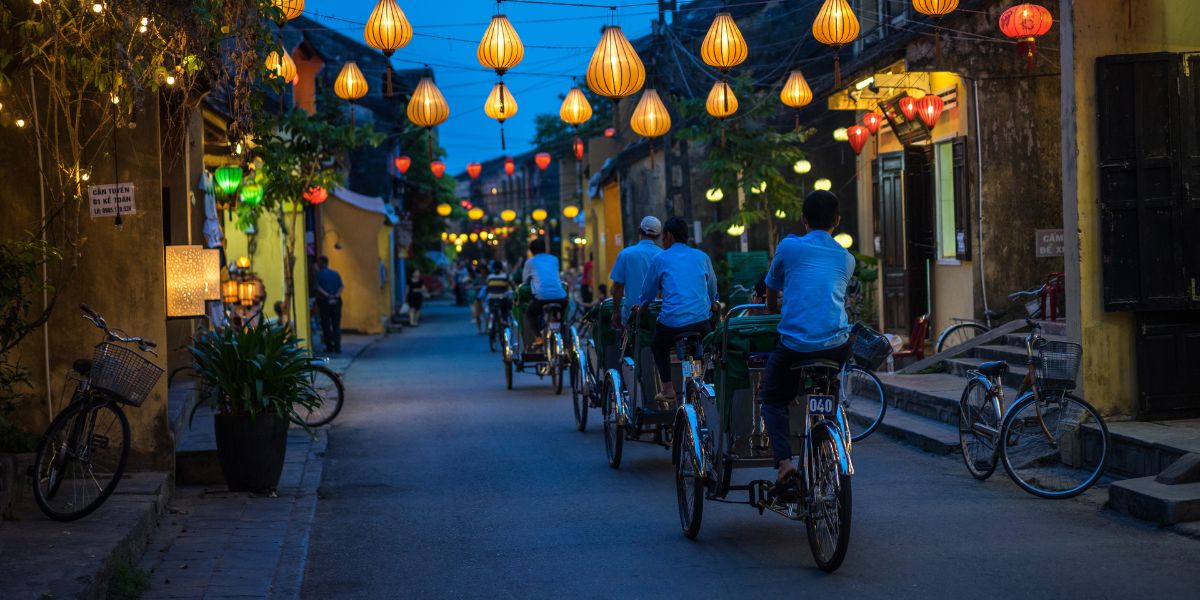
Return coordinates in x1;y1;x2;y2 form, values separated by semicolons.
80;304;158;354
1008;284;1047;301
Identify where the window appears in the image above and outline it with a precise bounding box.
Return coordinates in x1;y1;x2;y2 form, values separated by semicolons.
933;138;971;261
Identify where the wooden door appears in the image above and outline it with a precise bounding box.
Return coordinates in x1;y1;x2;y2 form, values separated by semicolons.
905;147;936;328
876;152;907;333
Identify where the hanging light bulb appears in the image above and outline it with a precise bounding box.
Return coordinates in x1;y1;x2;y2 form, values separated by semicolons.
468;207;485;220
812;0;860;87
407;76;451;161
364;0;412;96
394;155;411;175
484;81;518;150
699;13;749;72
504;157;515;177
833;127;850;142
531;208;548;221
501;209;517;222
847;125;870;155
775;209;788;219
436;203;453;216
563;205;580;219
430;160;446;178
630;88;671;167
334;61;368;127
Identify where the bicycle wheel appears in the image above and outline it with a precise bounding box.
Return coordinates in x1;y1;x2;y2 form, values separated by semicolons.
602;374;623;469
675;420;705;539
488;317;498;352
570;354;588;432
294;365;344;428
959;378;999;480
504;358;514;390
1000;392;1109;499
34;398;130;521
840;365;886;442
936;322;990;354
805;426;852;572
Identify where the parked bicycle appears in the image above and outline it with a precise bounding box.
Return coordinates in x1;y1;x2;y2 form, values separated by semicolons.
958;319;1109;498
935;283;1051;353
33;304;163;521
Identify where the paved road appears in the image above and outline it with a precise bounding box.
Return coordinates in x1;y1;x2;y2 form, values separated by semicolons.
303;302;1200;599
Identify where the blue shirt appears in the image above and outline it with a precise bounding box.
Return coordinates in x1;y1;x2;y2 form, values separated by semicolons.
638;243;719;328
315;267;343;297
522;254;567;300
609;239;662;323
764;230;855;352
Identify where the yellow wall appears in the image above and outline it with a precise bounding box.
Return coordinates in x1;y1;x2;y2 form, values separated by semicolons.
223;205;311;347
600;181;624;287
1065;0;1199;415
321;199;389;334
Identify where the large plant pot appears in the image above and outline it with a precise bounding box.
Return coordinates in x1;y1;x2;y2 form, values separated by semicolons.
213;413;290;493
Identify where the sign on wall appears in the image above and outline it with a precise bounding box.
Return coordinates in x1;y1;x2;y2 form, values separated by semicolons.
88;183;137;219
1036;229;1064;258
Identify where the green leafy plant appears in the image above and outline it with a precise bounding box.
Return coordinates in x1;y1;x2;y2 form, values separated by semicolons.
187;322;321;424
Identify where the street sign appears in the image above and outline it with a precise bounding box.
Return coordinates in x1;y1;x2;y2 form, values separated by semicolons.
88;183;136;218
1035;229;1064;258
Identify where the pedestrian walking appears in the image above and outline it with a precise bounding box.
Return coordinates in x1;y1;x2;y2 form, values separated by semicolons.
314;256;344;353
408;269;425;327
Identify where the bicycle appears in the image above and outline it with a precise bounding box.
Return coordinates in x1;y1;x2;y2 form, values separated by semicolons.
935;284;1049;353
291;358;344;428
839;323;891;442
485;296;511;353
957;319;1109;498
33;304;163;521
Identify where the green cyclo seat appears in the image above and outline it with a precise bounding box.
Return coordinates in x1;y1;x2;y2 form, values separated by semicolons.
706;314;782;408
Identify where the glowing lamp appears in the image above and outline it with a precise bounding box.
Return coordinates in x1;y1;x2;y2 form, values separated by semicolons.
265;49;297;85
700;13;748;72
214;165;242;196
999;3;1053;70
531;208;548;221
563;205;580;219
468;207;484;220
394;155;411;175
630;88;671;139
705;80;738;119
793;159;812;174
572;137;585;161
814;178;833;191
165;245;220;318
436;203;453;217
915;94;944;128
862;111;882;135
812;0;860;86
273;0;303;21
726;223;745;236
240;182;263;206
466;162;482;179
236;256;252;269
501;209;517;222
834;233;854;249
899;96;918;120
504;157;515;177
304;186;328;205
833;127;849;142
706;188;724;202
535;153;552;171
477;15;524;75
430;160;446;178
847;125;870;155
559;87;593;127
333;61;368;102
585;26;645;101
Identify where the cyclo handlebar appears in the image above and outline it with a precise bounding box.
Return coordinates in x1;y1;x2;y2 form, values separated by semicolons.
80;303;158;355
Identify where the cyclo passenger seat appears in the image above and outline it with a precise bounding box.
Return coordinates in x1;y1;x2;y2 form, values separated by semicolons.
976;360;1009;378
674;332;703;361
747;351;771;370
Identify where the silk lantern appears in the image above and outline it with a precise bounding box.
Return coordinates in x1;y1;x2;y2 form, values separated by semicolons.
407;76;451;160
916;94;944;128
214;165;242;197
273;0;303;21
265;49;297;85
586;26;645;134
364;0;412;96
478;15;524;75
780;69;813;130
999;3;1053;71
468;207;484;220
846;124;870;155
531;208;548;221
706;80;738;146
484;81;518;150
304;186;328;205
862;111;882;135
700;13;748;72
504;157;515;177
430;160;446;179
466;162;482;180
812;0;860;87
913;0;958;61
436;203;453;217
333;61;368;127
630;88;671;167
501;209;517;222
535;153;551;171
899;96;918;120
563;205;580;219
394;155;411;175
572;138;585;161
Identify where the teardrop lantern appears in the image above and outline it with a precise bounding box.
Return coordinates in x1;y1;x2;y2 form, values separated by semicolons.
363;0;412;96
394;155;411;175
407;76;450;160
998;3;1053;71
484;81;518;150
503;157;515;177
572;137;585;161
430;160;446;179
862;111;882;135
273;0;303;21
466;162;482;180
560;87;593;128
333;61;368;127
630;88;671;167
846;125;870;155
586;26;645;134
912;0;958;62
915;94;944;128
535;153;551;171
812;0;860;88
706;80;738;146
265;48;297;86
780;70;813;130
899;96;918;121
700;13;748;72
478;14;524;75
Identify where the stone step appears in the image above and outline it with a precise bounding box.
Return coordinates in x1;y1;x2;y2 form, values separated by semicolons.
946;356;1031;390
846;403;959;455
971;343;1031;364
877;372;1023;428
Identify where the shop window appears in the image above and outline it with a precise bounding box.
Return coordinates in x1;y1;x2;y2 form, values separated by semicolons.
933;139;970;261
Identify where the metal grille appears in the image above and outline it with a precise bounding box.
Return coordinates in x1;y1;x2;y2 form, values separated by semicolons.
89;342;163;407
1036;341;1082;392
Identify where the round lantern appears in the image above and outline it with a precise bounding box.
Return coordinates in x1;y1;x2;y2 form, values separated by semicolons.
334;61;368;127
833;127;849;142
303;186;328;205
862;111;882;135
214;165;243;197
503;157;515;177
430;160;446;178
408;76;451;160
441;232;449;242
706;80;738;144
240;181;264;206
469;233;479;243
630;88;671;139
501;209;517;222
793;159;812;174
394;155;411;175
477;15;524;75
572;137;585;161
899;96;918;121
466;162;482;180
273;0;303;21
750;181;767;195
265;49;297;85
468;207;484;220
484;82;518;150
775;209;787;219
915;94;944;128
780;69;813;130
705;188;724;202
814;178;833;191
998;3;1053;71
535;153;551;171
812;0;860;87
700;13;748;72
563;205;580;219
364;0;412;96
846;124;870;155
585;26;645;101
531;208;548;221
559;87;593;127
436;203;453;217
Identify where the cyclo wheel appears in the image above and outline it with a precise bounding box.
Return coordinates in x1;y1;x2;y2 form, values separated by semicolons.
804;426;852;572
34;397;130;521
292;365;344;428
570;353;588;432
999;391;1109;499
959;378;999;480
936;322;990;354
505;359;514;390
549;333;564;395
602;372;623;469
488;317;498;353
840;364;886;442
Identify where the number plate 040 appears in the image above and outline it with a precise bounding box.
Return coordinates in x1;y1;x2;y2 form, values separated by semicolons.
807;395;836;415
548;322;560;331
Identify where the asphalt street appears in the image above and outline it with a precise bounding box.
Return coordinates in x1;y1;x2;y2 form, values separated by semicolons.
302;302;1200;599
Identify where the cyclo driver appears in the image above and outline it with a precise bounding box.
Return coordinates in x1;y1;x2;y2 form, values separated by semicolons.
759;190;855;495
485;260;514;314
522;237;568;347
609;216;663;331
631;217;719;409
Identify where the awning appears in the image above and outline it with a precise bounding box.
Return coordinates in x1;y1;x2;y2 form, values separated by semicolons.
331;187;399;224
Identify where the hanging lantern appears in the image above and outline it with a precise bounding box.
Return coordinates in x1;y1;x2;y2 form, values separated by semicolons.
265;49;297;85
586;26;645;101
466;162;482;179
469;233;479;243
834;233;854;249
468;207;485;220
913;0;958;61
273;0;303;21
915;94;944;128
999;3;1053;71
441;232;450;242
436;203;453;217
750;181;767;195
407;76;451;160
700;13;749;72
236;256;252;270
705;80;738;120
478;15;524;75
531;208;548;221
535;153;552;171
814;178;833;191
364;0;412;96
630;88;671;167
847;125;870;155
240;181;263;206
563;205;580;219
304;186;328;205
394;155;411;175
334;61;368;127
899;96;918;121
504;157;515;177
501;209;517;222
780;70;813;130
812;0;860;87
214;165;242;197
484;82;518;150
726;223;745;236
794;159;812;174
221;279;240;305
833;127;850;142
775;209;787;219
165;246;221;318
238;278;264;307
559;87;593;127
572;137;585;161
705;188;724;202
862;111;883;135
430;160;446;179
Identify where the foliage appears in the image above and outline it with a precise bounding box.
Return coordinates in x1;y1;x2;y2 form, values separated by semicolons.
187;321;321;424
0;360;38;454
532;87;614;158
846;252;879;326
0;238;55;452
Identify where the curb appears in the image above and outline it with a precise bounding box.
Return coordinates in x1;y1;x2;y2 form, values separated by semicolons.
269;430;328;599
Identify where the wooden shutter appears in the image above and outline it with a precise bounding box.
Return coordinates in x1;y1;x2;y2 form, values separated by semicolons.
952;138;971;260
1182;54;1200;303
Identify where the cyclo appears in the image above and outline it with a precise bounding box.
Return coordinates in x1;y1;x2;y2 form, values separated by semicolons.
567;298;620;432
502;283;569;393
671;304;854;572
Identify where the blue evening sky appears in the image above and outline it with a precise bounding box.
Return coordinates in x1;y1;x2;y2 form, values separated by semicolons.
306;0;656;168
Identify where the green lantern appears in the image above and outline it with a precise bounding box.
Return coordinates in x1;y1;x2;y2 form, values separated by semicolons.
240;182;263;206
214;165;243;196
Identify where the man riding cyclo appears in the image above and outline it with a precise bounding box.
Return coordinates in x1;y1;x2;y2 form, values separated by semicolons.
758;190;855;497
521;237;568;348
631;217;720;410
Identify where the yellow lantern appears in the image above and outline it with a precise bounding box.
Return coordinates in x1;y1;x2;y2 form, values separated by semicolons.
484;82;518;150
469;233;479;243
812;0;860;87
586;26;645;102
501;209;517;222
559;87;593;127
468;207;485;220
364;0;412;96
265;49;297;85
436;203;453;217
706;80;738;122
630;89;671;139
531;208;548;221
700;13;748;72
408;76;451;158
441;232;449;242
334;61;368;127
273;0;303;21
236;256;252;269
833;127;849;142
727;223;745;236
834;233;854;248
780;69;813;130
814;178;833;191
794;159;812;174
751;181;767;195
477;15;524;75
706;188;724;202
563;205;580;219
775;209;788;219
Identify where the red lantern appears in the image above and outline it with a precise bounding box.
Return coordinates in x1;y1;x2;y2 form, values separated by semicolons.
503;157;515;177
572;137;585;161
604;127;616;137
998;3;1053;71
303;186;328;205
430;160;446;179
915;94;945;128
535;152;551;171
846;125;870;155
466;162;482;180
862;111;882;135
394;155;411;175
899;96;918;121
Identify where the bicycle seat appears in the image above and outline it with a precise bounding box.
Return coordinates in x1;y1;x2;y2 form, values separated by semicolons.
674;333;704;361
789;358;842;372
977;361;1009;378
747;352;772;369
72;358;92;376
673;332;702;343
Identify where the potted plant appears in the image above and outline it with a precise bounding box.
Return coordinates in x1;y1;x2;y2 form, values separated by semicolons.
188;322;320;492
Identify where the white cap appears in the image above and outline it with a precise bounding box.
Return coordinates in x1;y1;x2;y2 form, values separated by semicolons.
638;216;662;236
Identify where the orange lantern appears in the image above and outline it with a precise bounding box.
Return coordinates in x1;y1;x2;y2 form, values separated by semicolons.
572;137;585;161
559;87;593;128
430;160;446;179
846;125;870;155
407;76;451;160
999;3;1053;71
484;81;518;150
780;69;813;130
503;157;515;177
333;61;368;127
303;186;328;205
912;1;958;61
466;162;482;180
915;94;944;128
363;0;412;95
535;153;551;171
899;96;918;121
812;0;860;87
862;111;882;135
394;155;411;175
699;13;748;73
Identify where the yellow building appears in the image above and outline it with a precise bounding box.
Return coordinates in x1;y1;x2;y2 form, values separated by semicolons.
320;188;396;334
221;203;312;346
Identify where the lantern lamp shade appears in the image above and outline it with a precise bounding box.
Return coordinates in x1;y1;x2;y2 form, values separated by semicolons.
775;209;787;219
559;87;593;126
430;160;446;178
265;49;297;85
468;207;485;220
750;181;767;194
814;178;833;191
706;188;724;202
214;165;242;196
794;159;812;174
833;127;850;141
165;245;219;318
436;203;453;216
334;61;368;102
531;208;548;221
238;278;263;307
899;96;918;120
504;157;515;176
304;186;328;205
916;94;945;128
477;15;524;74
705;80;739;119
834;233;854;249
812;0;860;48
862;111;883;135
913;0;958;18
585;26;645;100
501;209;517;222
700;13;749;71
998;3;1053;40
240;182;264;206
407;77;450;128
630;88;672;139
236;256;252;269
273;0;304;21
222;279;240;304
726;223;745;236
563;205;580;219
364;0;412;56
847;125;870;155
572;137;585;161
535;153;552;170
484;82;518;122
470;233;479;243
466;162;482;179
780;70;813;108
394;155;411;174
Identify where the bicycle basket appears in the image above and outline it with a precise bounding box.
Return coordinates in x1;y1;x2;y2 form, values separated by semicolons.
1036;341;1082;391
851;324;892;370
89;342;163;407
